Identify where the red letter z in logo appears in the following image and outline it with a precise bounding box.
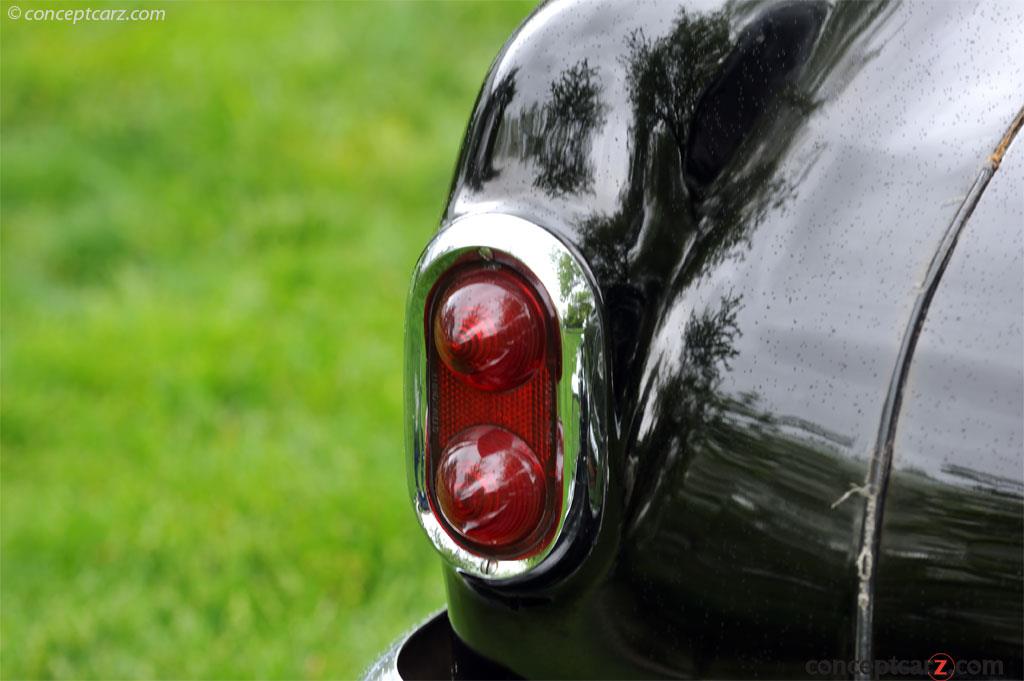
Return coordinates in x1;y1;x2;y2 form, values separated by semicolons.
928;652;956;680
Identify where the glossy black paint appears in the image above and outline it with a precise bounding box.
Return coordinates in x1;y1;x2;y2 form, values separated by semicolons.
435;0;1024;677
873;141;1024;676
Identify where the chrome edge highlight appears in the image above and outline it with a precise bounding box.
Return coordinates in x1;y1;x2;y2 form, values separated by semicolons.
404;213;608;580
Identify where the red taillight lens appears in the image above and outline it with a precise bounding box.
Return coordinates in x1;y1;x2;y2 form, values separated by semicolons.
434;425;546;550
426;261;561;560
432;268;545;392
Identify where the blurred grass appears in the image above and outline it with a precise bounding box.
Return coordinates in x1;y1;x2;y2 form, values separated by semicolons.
0;2;533;677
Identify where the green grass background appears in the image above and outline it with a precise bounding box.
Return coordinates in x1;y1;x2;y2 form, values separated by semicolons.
0;2;533;677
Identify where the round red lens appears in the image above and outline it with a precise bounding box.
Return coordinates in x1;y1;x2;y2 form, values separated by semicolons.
433;267;545;392
434;425;546;551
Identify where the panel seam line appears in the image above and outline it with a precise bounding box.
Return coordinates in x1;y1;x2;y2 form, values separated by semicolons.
852;105;1024;680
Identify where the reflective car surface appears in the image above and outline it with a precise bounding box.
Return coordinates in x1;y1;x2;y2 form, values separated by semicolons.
369;0;1024;678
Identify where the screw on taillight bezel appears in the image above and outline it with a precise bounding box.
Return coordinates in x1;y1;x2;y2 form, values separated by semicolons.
405;214;608;581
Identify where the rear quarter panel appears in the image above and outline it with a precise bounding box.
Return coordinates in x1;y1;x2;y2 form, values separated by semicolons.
436;0;1024;677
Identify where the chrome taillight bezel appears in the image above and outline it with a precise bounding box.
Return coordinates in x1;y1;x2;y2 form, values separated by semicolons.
405;213;608;580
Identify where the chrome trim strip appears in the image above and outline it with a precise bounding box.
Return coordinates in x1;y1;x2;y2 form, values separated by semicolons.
404;213;608;580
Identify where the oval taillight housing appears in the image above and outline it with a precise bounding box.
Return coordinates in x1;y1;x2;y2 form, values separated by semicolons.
407;215;609;580
425;260;561;560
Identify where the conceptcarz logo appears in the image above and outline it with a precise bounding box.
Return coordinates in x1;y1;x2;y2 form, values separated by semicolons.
805;653;1005;678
